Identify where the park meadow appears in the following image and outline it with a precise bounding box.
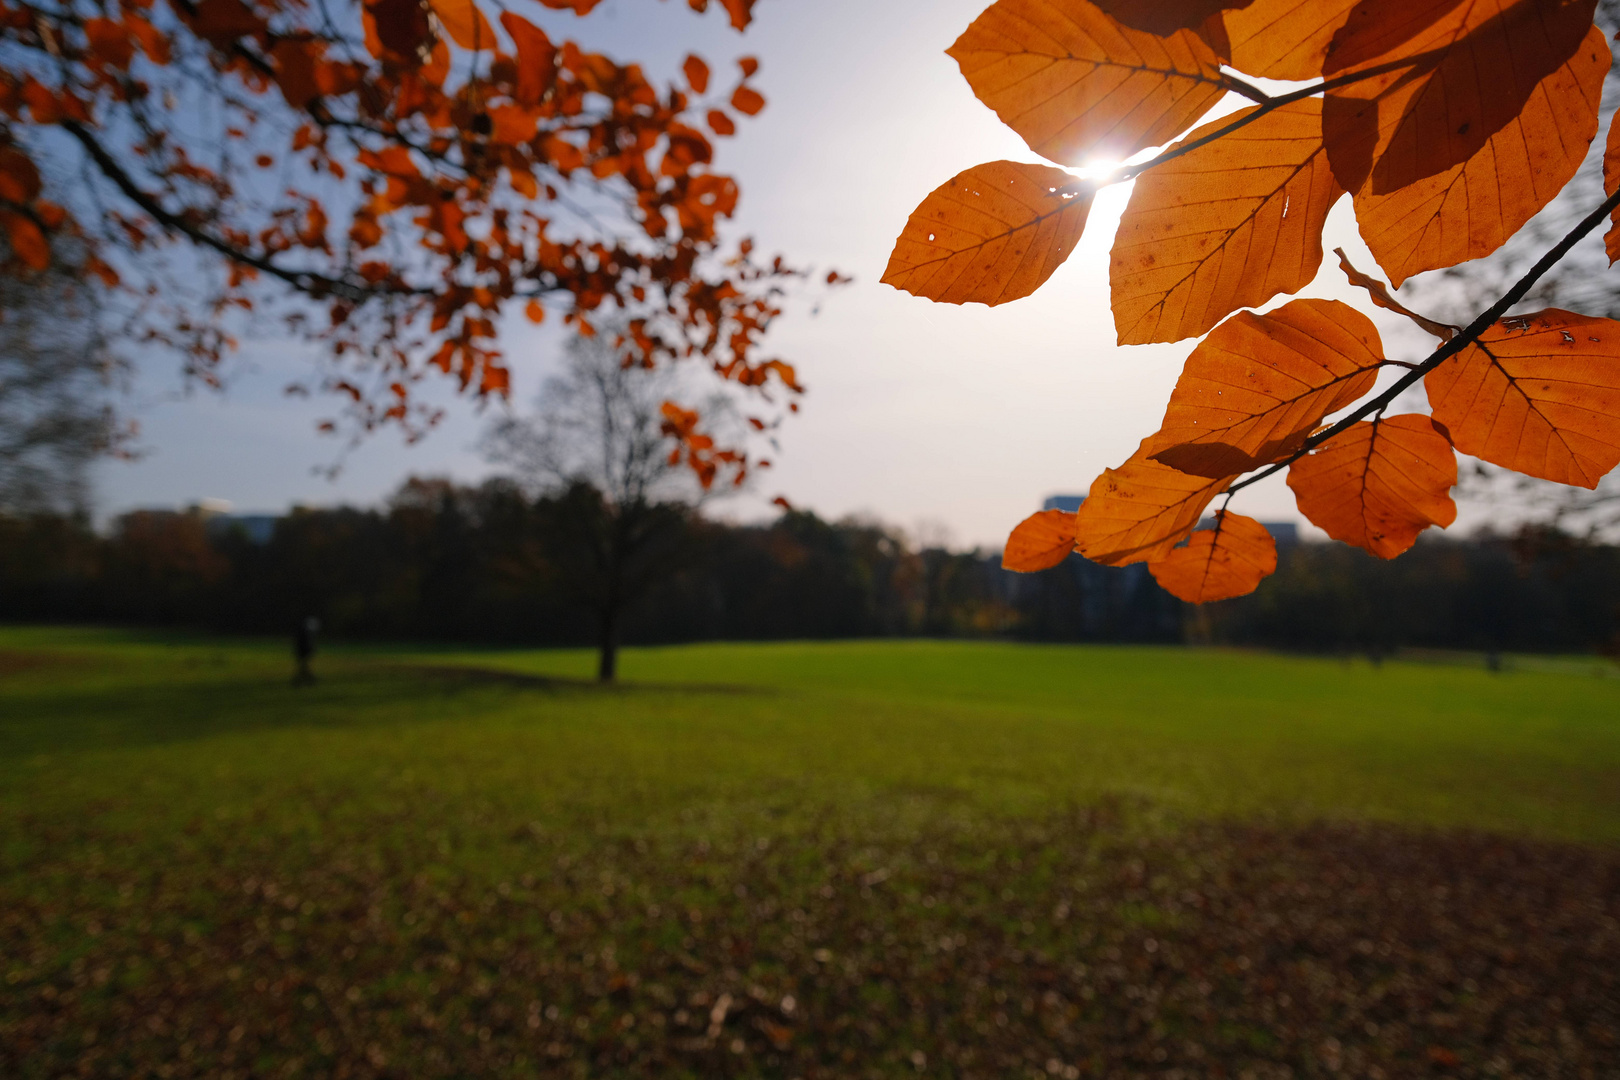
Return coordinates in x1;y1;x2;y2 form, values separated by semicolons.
3;628;1617;1077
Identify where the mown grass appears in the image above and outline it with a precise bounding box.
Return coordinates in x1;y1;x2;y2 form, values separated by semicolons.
2;628;1618;1079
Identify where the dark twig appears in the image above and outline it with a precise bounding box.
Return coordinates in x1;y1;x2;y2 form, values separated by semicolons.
1062;56;1426;194
1227;187;1620;495
61;119;428;303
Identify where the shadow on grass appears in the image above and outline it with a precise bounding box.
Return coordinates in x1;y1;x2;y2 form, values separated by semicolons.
386;661;771;697
0;651;769;760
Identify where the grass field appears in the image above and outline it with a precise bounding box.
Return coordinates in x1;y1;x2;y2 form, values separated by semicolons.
3;628;1618;1078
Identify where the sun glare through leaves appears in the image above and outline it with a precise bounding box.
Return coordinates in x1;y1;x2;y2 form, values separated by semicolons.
909;0;1620;604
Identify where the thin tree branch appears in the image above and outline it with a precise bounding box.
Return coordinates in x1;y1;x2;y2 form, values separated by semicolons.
61;120;417;302
1062;54;1424;194
1227;187;1620;496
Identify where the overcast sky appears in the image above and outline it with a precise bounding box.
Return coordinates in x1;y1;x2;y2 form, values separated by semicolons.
98;0;1497;548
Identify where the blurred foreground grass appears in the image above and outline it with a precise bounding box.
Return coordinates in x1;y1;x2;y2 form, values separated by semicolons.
2;628;1618;1078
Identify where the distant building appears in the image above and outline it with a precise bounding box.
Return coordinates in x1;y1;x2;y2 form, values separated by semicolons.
205;513;280;545
1040;495;1299;546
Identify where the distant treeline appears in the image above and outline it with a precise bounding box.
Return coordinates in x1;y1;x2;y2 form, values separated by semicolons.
2;476;1617;654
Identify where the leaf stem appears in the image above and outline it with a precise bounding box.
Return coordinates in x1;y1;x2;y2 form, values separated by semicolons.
1226;186;1620;496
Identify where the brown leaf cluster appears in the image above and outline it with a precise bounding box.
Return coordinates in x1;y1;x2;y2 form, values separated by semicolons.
888;0;1620;603
0;0;804;482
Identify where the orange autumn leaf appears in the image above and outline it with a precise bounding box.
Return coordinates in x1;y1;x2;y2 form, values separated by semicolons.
1002;509;1077;571
1111;98;1342;346
1286;414;1457;559
84;18;135;69
1333;249;1456;341
499;13;555;107
1426;309;1620;489
729;85;765;116
272;39;323;109
366;0;433;60
1147;510;1276;603
707;110;736;136
488;104;538;144
1606;106;1620;264
2;211;50;270
189;0;265;44
1092;0;1250;37
1355;25;1607;288
0;148;42;205
882;160;1093;306
1073;438;1234;566
947;0;1228;167
1148;299;1384;479
1220;0;1359;80
429;0;494;51
1321;0;1597;196
683;54;710;94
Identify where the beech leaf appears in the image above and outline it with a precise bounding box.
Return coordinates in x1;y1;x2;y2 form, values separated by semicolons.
1073;438;1234;566
1148;299;1384;479
2;211;49;270
1147;510;1277;603
429;0;494;51
1322;0;1598;196
1354;25;1608;288
1092;0;1253;37
1286;414;1457;559
1221;0;1359;80
882;161;1093;307
500;13;556;107
1111;99;1342;346
1334;249;1456;341
683;54;710;94
1425;309;1620;489
1002;509;1077;571
1605;106;1620;264
947;0;1228;167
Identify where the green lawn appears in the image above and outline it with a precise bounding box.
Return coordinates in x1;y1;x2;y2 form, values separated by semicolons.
3;628;1618;1078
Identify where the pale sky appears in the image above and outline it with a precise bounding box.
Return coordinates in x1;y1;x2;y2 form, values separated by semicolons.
98;0;1514;548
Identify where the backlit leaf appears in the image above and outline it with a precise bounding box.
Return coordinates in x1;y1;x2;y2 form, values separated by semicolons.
1002;509;1077;571
0;148;42;205
190;0;265;44
1148;299;1384;478
1073;438;1234;565
1221;0;1359;79
1425;309;1620;489
1605;106;1620;264
1322;0;1597;195
947;0;1228;167
1334;248;1456;340
882;160;1093;306
429;0;494;50
272;39;323;109
1355;25;1607;288
1093;0;1252;37
500;13;556;106
1111;99;1342;345
683;54;710;94
366;0;432;59
707;109;736;136
1147;510;1276;602
1286;414;1457;558
2;211;49;270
